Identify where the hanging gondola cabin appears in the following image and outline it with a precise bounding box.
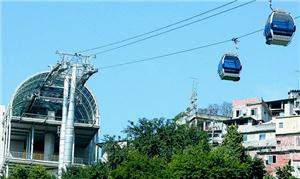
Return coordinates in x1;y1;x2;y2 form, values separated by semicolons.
264;10;296;46
218;54;242;81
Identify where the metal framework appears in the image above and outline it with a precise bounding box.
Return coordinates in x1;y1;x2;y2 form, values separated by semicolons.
1;52;99;178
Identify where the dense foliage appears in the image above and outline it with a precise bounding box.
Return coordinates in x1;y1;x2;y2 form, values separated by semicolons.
9;111;277;178
275;164;297;179
7;165;54;179
61;162;109;179
60;117;267;179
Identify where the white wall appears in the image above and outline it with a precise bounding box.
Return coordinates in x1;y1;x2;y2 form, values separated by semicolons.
243;132;275;142
233;105;262;120
276;116;300;135
284;102;293;117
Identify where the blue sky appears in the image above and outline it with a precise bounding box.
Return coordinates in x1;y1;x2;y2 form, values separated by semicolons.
1;0;299;137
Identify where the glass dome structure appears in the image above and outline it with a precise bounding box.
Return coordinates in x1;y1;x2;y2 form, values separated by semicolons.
9;71;99;124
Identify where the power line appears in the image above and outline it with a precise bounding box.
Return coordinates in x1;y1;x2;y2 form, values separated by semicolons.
77;0;238;54
91;0;256;56
99;14;299;70
99;28;264;70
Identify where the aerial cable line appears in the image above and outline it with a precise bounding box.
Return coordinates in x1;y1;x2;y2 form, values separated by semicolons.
77;0;238;54
99;39;230;70
100;14;300;70
99;28;264;70
90;0;256;56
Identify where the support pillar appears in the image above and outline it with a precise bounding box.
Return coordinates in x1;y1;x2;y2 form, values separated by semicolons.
26;133;30;159
44;133;55;161
30;126;34;160
58;75;70;179
5;164;8;178
7;124;11;158
63;65;77;168
72;130;75;164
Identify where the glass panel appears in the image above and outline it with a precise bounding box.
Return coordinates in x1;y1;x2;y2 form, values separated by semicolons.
243;134;247;141
273;12;293;22
297;138;300;146
223;56;241;70
259;133;266;141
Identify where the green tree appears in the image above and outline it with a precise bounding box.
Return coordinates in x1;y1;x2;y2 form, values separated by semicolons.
124;118;209;162
28;165;54;179
62;166;90;179
89;162;109;179
168;144;249;179
8;165;29;179
276;164;297;179
249;156;266;179
207;147;250;179
222;125;246;161
168;144;210;178
100;135;128;170
62;162;109;179
110;150;167;179
60;116;267;179
8;165;54;179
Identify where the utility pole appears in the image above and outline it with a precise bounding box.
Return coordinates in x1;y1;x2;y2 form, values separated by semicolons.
56;51;97;179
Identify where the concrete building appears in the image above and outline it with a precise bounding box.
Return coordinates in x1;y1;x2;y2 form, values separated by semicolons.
177;111;229;145
266;90;300;117
186;113;228;145
1;61;100;176
225;97;276;157
176;84;229;144
259;90;300;177
230;91;300;177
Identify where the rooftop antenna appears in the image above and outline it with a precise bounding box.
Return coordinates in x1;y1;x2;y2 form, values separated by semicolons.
187;77;198;118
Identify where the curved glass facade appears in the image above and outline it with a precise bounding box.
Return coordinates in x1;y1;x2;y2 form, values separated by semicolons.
10;72;99;124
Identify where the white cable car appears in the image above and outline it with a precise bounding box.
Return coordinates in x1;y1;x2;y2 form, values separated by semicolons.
264;10;296;46
217;53;242;82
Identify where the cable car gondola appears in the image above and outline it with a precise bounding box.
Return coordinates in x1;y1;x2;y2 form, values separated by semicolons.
264;10;296;46
218;53;242;82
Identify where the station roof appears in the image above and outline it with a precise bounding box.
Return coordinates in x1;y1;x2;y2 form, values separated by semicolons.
10;71;99;124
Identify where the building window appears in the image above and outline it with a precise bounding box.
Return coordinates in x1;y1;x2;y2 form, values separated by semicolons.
243;134;247;141
251;108;257;116
259;133;266;141
297;138;300;146
278;122;283;128
236;110;241;117
279;112;284;117
267;155;276;164
295;101;300;108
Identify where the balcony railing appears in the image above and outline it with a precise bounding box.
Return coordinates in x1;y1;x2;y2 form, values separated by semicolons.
238;123;276;133
19;113;94;124
10;151;88;164
243;139;276;149
74;157;89;164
